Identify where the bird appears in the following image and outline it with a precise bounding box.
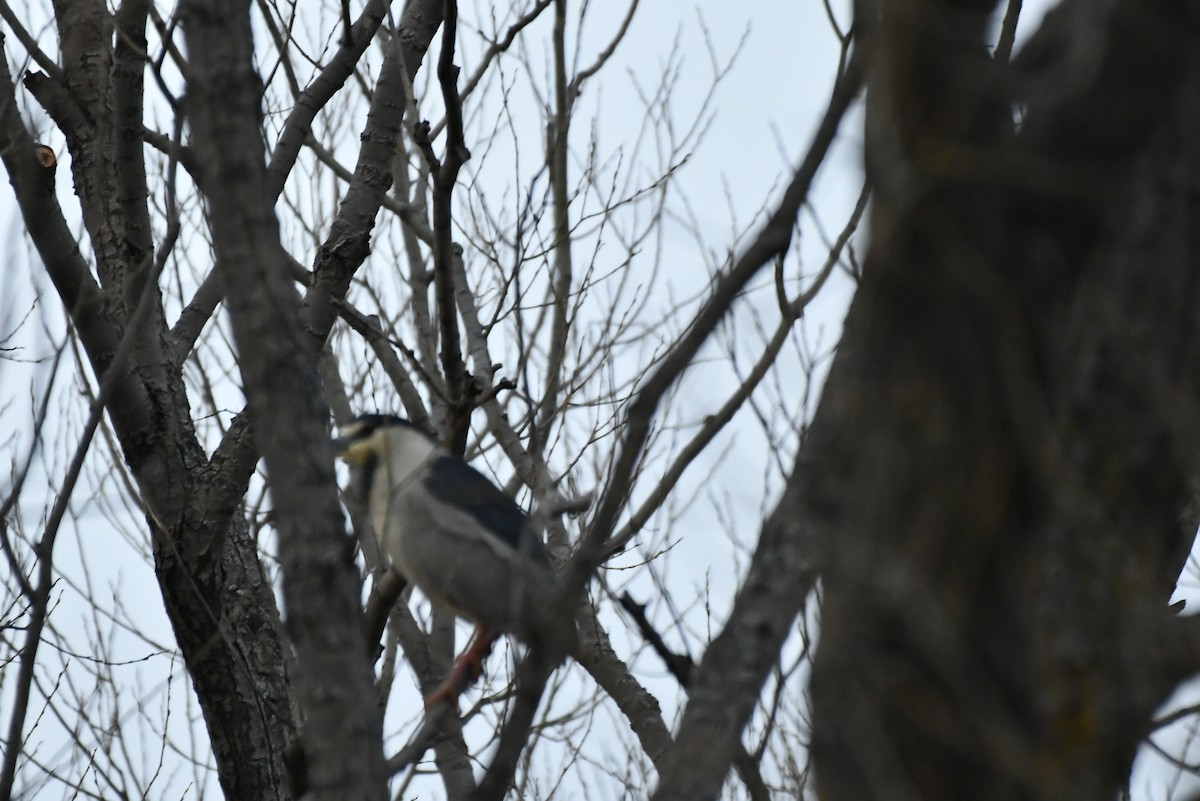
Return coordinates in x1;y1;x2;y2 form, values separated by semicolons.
334;413;574;707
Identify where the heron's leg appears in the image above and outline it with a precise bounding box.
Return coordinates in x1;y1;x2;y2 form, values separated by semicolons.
424;625;498;709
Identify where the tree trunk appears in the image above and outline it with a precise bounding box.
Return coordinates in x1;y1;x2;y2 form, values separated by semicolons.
810;2;1200;799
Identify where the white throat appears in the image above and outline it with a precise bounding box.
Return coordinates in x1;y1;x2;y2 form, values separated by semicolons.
381;426;439;485
367;427;439;554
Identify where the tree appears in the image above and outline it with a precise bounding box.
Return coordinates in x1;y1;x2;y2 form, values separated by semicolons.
807;2;1200;800
3;1;1197;800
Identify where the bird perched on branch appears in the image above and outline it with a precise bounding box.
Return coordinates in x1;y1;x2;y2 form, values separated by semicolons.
334;413;574;707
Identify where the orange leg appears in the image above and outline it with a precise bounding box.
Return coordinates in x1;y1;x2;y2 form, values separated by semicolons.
424;626;499;710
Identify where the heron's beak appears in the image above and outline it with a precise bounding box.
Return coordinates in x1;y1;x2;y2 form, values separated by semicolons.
333;437;374;465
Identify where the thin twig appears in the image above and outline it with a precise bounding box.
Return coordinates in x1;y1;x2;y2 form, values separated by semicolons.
583;40;865;573
995;0;1023;66
0;176;179;799
429;0;472;451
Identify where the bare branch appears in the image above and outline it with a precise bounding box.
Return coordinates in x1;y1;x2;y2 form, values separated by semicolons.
428;0;472;450
0;2;62;78
607;183;869;558
570;0;639;92
457;0;553;104
0;55;153;437
266;0;389;197
582;36;864;577
995;0;1023;66
0;193;176;800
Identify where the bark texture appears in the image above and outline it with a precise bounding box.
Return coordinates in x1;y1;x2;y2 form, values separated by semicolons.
179;1;387;799
810;2;1200;799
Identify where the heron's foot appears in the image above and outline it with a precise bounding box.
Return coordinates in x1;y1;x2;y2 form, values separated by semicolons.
424;627;498;710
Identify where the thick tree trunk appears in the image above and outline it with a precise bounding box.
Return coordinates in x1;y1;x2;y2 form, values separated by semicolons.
810;2;1200;799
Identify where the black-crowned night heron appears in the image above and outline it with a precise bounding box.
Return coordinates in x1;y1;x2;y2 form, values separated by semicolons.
334;413;573;706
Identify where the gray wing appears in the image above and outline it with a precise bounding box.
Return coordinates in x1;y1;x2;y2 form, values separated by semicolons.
390;457;556;637
421;455;550;565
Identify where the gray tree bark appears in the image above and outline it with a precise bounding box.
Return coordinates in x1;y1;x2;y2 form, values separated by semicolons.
810;2;1200;799
179;1;387;798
